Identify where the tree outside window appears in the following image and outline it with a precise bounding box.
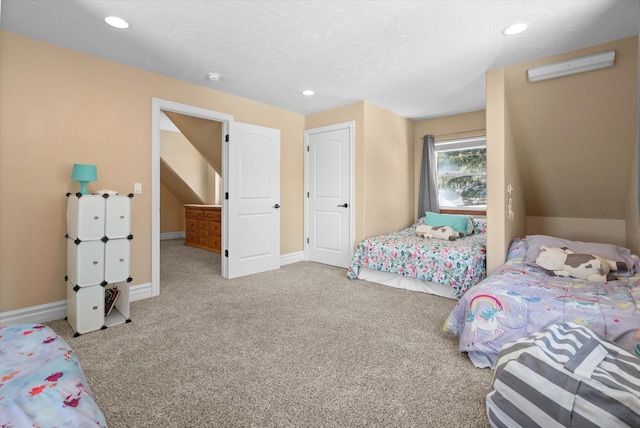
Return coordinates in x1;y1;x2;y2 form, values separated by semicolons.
435;137;486;209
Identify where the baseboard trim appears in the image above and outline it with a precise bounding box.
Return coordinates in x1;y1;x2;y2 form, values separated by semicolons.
1;251;305;326
281;251;305;266
0;300;68;326
161;232;185;240
130;282;153;301
0;282;153;327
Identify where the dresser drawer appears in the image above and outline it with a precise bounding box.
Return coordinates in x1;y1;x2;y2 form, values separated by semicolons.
186;232;199;245
185;208;203;219
204;211;221;221
186;218;199;231
198;235;210;246
209;236;221;251
209;221;221;236
184;205;222;252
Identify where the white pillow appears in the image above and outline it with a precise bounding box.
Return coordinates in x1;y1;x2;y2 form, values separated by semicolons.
525;235;635;275
416;224;463;241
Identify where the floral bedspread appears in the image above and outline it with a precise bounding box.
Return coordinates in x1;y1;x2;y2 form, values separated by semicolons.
347;218;487;298
0;324;107;428
444;238;640;367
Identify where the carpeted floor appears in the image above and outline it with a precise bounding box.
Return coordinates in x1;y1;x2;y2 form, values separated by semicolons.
45;239;493;427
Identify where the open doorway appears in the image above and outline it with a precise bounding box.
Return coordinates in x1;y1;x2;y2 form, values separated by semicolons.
151;99;283;295
151;99;233;297
159;111;223;245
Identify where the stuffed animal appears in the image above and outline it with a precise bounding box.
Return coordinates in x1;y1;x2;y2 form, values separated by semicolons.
535;245;617;282
415;224;463;241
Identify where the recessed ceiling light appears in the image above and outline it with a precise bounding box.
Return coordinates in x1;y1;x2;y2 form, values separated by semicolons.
302;90;314;96
502;22;528;36
105;16;129;29
207;72;221;82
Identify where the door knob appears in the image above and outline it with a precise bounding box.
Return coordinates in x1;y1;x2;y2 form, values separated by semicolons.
337;203;348;208
273;203;280;209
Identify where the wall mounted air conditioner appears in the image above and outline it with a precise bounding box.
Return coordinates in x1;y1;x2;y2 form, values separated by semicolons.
527;50;615;83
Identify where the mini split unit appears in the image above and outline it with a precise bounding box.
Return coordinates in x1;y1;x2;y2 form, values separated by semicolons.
527;50;615;83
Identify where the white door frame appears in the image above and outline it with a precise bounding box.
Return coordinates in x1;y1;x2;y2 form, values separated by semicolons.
151;98;233;296
303;121;355;264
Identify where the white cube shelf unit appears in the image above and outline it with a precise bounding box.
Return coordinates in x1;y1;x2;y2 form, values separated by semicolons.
65;192;134;336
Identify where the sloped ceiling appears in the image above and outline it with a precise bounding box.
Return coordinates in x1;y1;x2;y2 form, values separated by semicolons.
163;111;223;175
160;112;221;206
160;158;204;205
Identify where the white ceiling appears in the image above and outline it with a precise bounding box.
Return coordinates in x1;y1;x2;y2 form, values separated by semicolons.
1;0;637;119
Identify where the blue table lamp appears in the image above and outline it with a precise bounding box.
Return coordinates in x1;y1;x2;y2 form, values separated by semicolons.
71;163;97;194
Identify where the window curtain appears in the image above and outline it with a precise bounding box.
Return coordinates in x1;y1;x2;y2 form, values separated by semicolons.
418;134;439;217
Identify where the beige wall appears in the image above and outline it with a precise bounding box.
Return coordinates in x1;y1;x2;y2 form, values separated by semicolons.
160;183;185;233
629;28;640;253
626;163;640;252
0;31;305;312
485;68;510;273
503;101;527;253
362;102;414;237
506;37;638;248
526;217;626;246
484;36;639;269
627;111;640;252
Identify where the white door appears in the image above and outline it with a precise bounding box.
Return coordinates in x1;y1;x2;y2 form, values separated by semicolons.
306;122;353;268
225;122;281;279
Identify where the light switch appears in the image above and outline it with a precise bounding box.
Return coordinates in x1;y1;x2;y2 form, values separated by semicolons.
134;183;142;194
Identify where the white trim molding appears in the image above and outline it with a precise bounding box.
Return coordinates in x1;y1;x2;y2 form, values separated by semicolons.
0;300;67;326
280;251;305;266
0;283;152;327
160;231;185;240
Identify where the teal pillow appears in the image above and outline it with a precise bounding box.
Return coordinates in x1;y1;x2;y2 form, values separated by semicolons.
425;212;470;235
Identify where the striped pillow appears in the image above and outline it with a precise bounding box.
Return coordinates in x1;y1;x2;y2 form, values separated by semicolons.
486;322;640;427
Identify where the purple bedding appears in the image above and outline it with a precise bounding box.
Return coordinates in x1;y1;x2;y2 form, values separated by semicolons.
444;238;640;368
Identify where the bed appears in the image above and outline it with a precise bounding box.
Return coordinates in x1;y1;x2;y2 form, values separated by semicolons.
347;214;487;299
444;236;640;369
0;323;107;427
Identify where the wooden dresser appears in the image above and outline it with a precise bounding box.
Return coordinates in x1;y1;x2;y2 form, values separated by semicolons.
184;205;221;253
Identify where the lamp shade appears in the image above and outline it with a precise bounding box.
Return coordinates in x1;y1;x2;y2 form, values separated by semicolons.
71;164;97;181
71;164;97;194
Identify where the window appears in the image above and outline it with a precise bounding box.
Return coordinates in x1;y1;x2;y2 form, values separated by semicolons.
434;136;486;210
